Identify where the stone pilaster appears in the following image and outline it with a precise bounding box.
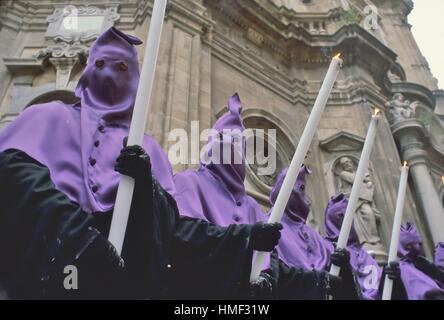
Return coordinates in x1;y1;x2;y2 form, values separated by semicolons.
392;119;444;244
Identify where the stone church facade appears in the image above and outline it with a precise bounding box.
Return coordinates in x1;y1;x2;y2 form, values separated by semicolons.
0;0;443;261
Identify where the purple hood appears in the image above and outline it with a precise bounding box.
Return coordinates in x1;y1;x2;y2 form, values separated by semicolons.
324;194;382;300
272;167;333;271
0;27;175;213
398;222;444;300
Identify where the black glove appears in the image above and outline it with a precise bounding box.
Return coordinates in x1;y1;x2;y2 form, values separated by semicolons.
413;256;444;285
384;261;401;281
325;273;342;299
330;248;350;269
249;250;279;300
249;222;283;252
250;273;273;300
50;233;126;299
114;145;152;186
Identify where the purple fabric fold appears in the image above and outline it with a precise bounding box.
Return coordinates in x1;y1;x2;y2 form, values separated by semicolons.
272;167;333;271
435;243;444;272
398;222;444;300
0;27;175;213
324;194;382;300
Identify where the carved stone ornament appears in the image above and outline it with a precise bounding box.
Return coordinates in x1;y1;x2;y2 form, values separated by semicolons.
45;5;120;43
35;42;89;61
385;93;418;123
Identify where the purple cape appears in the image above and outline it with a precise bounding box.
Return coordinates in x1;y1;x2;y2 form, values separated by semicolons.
173;93;269;267
398;222;444;300
324;194;382;300
272;167;333;271
0;27;175;213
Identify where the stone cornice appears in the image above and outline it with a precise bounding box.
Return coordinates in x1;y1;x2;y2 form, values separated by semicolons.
3;57;46;75
264;0;343;19
391;119;428;142
207;0;405;90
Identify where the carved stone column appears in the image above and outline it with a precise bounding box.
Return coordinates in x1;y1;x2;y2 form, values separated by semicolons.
392;119;444;244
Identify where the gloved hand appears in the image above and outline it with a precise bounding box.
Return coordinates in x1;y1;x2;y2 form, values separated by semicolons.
114;144;152;186
325;272;342;300
330;248;350;269
384;261;401;281
63;233;126;299
250;273;273;300
249;222;283;252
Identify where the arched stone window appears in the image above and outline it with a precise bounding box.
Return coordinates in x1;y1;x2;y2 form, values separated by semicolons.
240;110;296;209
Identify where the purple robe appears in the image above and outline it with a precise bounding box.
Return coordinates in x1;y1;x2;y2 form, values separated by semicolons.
435;243;444;273
324;194;382;300
398;222;444;300
272;167;333;271
174;93;266;225
173;93;270;268
0;27;175;213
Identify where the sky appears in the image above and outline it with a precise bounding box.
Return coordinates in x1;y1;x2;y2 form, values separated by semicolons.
410;0;444;89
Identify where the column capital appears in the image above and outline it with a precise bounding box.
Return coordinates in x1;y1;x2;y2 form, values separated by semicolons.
403;148;429;167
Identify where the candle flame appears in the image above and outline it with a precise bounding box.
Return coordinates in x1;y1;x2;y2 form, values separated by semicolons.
403;161;408;168
333;53;341;59
374;108;381;116
442;176;444;184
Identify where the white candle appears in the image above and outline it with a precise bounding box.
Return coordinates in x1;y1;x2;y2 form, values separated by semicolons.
250;54;343;282
329;110;380;277
108;0;168;255
382;161;409;300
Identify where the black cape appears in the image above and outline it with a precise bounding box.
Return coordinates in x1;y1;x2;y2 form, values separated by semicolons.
0;149;341;300
0;149;178;299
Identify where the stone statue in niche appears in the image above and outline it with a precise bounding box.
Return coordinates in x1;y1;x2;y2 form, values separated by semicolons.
387;70;401;83
386;93;417;123
336;157;385;255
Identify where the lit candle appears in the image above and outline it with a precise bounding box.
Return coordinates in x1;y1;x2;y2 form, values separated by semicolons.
108;0;168;255
250;54;343;282
382;161;410;300
329;108;381;277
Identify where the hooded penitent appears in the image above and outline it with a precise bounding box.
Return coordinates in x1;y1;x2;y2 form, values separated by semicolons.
398;222;444;300
0;27;175;213
170;93;269;299
272;167;333;271
324;194;382;300
435;243;444;273
174;93;265;226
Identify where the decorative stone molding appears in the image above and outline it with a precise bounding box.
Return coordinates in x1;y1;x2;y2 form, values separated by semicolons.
35;42;89;60
3;57;46;75
34;43;88;90
319;131;365;152
246;28;264;46
45;5;120;43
